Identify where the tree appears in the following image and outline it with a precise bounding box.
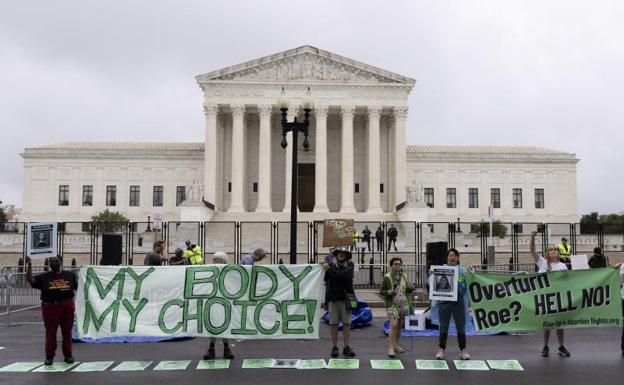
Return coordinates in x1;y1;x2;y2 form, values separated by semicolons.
580;212;624;234
470;220;508;238
91;209;130;234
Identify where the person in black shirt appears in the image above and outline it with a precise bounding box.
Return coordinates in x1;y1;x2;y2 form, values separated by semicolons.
26;256;78;366
375;226;384;252
588;247;608;269
387;224;398;251
361;225;372;252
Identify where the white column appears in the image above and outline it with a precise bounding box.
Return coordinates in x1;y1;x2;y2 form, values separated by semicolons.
256;104;273;212
229;104;245;212
393;106;408;210
367;106;383;213
203;103;218;209
283;105;299;212
313;105;329;213
340;105;356;213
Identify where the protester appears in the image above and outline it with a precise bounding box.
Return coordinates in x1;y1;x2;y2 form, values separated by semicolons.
380;257;414;357
144;240;168;266
25;256;78;366
323;248;336;311
321;248;356;358
168;248;189;265
240;248;266;265
430;248;471;360
387;224;398;251
588;247;607;268
531;230;570;357
204;251;234;360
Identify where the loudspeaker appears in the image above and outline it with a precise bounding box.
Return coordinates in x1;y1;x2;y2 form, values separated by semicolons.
101;234;123;265
426;241;448;269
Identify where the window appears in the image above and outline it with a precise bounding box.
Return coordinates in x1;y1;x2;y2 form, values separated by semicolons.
153;186;164;207
58;185;69;206
82;185;93;206
424;188;434;208
446;188;456;208
176;186;186;206
354;183;359;193
535;188;545;209
129;186;140;207
253;182;258;193
106;186;117;206
380;184;384;194
468;188;479;208
513;188;523;208
490;188;501;209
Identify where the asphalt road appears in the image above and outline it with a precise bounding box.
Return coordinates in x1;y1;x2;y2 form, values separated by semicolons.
1;309;623;385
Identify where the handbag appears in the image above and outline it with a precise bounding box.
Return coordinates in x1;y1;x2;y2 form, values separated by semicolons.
345;293;358;310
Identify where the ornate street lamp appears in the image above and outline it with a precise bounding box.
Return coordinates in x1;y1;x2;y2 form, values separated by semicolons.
279;88;312;264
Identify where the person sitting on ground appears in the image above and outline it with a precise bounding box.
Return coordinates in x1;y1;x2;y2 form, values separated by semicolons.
240;248;266;265
530;230;570;357
588;247;607;269
380;257;414;357
204;251;234;360
144;240;168;266
320;248;356;358
168;248;189;265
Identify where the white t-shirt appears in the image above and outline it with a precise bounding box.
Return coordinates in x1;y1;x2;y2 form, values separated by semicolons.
536;256;568;273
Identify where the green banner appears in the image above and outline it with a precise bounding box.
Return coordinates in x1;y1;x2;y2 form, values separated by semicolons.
467;267;622;333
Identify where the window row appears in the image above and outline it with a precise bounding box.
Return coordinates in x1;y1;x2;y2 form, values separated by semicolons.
423;187;545;209
58;185;188;207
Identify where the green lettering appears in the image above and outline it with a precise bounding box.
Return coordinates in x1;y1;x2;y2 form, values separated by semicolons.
125;267;155;300
84;267;126;300
218;265;249;300
203;297;231;335
158;299;184;334
279;265;312;300
280;299;306;335
249;266;278;301
184;266;219;299
254;299;281;335
231;300;257;335
121;298;148;333
183;299;204;333
83;300;120;333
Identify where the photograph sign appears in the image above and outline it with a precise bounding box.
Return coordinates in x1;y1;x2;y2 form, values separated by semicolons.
429;265;458;301
26;222;57;258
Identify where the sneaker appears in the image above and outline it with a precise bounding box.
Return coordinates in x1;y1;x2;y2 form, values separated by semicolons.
388;348;396;358
203;347;215;360
64;356;75;364
330;346;339;358
223;347;234;360
394;346;406;353
558;346;570;357
44;357;53;366
459;350;471;360
343;346;356;357
541;346;549;357
435;349;445;360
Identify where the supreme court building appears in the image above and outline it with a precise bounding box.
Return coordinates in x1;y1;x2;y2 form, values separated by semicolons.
20;46;580;223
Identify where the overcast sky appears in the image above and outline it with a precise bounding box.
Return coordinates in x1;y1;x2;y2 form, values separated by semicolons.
1;0;622;214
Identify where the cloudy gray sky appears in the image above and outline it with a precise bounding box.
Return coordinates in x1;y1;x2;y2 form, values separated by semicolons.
1;0;622;214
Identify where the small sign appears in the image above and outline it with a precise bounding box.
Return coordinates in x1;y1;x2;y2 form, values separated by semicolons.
26;222;57;258
153;214;162;230
327;359;359;369
370;360;404;370
242;359;275;369
33;362;79;372
323;219;355;247
72;361;115;372
415;360;449;370
429;265;459;302
197;360;230;370
453;360;489;370
486;360;524;371
296;359;327;369
153;360;191;370
271;359;300;369
0;362;43;372
571;255;589;270
111;361;152;371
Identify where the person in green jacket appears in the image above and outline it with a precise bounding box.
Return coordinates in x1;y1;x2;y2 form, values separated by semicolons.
380;257;414;357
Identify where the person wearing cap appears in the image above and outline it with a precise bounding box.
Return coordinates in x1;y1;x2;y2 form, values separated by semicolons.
588;247;607;269
557;237;571;268
184;240;203;265
240;248;266;265
320;248;356;358
204;251;234;360
25;255;78;366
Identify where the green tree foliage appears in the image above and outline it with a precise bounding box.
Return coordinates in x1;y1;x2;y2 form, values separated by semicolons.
580;212;624;234
470;220;508;238
91;209;129;234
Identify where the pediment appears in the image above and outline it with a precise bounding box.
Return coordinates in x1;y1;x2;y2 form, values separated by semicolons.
196;46;415;85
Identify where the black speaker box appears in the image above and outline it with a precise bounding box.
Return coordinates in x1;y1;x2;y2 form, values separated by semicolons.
426;241;448;269
101;233;123;265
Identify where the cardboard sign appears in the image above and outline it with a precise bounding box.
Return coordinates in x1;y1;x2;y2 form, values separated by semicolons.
429;265;459;301
571;255;589;270
322;219;354;247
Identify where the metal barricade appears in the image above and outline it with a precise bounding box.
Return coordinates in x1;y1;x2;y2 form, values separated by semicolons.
353;263;428;291
471;263;537;274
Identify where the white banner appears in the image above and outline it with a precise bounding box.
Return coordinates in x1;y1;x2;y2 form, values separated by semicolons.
76;265;324;339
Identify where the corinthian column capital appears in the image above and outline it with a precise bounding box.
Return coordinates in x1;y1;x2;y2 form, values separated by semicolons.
203;103;219;117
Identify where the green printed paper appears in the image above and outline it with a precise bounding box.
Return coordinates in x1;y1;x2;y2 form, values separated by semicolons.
112;361;152;371
296;359;327;369
327;359;359;369
415;360;449;370
467;268;622;332
242;359;275;368
453;360;489;370
487;360;524;371
0;362;43;372
153;360;191;370
370;360;404;370
73;361;115;372
197;360;231;369
33;362;79;372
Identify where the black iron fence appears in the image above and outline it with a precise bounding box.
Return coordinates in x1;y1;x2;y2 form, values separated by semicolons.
0;221;622;267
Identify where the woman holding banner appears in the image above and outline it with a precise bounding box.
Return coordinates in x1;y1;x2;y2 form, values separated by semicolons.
203;251;234;360
380;257;414;357
530;231;571;357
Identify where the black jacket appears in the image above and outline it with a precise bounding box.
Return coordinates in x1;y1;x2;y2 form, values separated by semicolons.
325;261;355;302
588;253;607;269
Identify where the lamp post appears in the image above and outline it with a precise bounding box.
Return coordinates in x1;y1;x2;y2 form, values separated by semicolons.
279;93;311;264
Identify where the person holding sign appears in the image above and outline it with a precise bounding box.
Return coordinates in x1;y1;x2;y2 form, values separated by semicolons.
380;257;414;357
431;248;471;360
321;248;356;358
25;255;78;366
203;251;234;360
530;231;571;357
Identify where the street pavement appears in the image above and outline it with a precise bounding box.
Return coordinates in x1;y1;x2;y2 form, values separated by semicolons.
1;308;623;385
